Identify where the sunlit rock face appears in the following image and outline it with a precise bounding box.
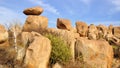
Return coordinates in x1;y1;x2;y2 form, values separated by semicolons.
57;18;72;31
23;6;43;15
88;24;98;40
76;21;88;37
75;37;113;68
23;15;48;32
0;6;120;68
24;32;51;68
113;27;120;39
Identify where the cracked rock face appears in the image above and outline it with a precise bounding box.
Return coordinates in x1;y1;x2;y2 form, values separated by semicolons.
24;32;51;68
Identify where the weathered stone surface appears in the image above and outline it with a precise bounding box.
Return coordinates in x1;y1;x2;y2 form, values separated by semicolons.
88;24;98;40
76;21;88;37
70;27;77;33
23;6;43;15
97;24;108;39
108;25;113;35
112;59;120;68
113;27;120;39
52;63;62;68
57;18;72;31
46;28;77;61
24;32;51;68
75;38;113;68
23;15;48;32
14;32;32;67
0;24;8;43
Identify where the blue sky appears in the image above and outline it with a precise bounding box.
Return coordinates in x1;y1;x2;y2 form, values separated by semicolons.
0;0;120;27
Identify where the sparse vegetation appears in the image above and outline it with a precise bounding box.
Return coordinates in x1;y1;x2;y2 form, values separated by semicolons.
45;34;72;64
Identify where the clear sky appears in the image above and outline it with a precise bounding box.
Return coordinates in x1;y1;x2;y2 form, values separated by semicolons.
0;0;120;27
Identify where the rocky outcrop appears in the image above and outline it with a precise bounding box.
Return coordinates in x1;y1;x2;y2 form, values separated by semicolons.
113;27;120;39
57;18;72;31
24;32;51;68
23;6;48;32
76;21;88;37
1;6;120;68
23;6;43;15
23;15;48;32
75;38;113;68
88;24;98;40
97;24;108;39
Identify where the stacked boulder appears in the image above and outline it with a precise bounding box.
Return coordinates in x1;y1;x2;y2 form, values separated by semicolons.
1;6;120;68
23;6;48;32
22;6;51;68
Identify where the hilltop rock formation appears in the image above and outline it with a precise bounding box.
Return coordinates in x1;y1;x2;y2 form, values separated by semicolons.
0;6;120;68
23;6;48;32
76;21;88;37
23;6;43;15
57;18;72;31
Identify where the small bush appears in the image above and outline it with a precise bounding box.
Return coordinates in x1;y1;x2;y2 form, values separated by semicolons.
45;34;72;64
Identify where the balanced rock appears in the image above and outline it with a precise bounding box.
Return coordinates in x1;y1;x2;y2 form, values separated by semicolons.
76;21;88;37
57;18;72;31
0;24;8;43
23;15;48;32
23;6;43;15
75;38;113;68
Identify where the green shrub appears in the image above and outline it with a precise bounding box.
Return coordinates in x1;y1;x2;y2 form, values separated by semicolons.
45;34;72;64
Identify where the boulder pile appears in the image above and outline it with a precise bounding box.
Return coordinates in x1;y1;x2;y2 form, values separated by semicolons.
0;6;120;68
23;6;48;32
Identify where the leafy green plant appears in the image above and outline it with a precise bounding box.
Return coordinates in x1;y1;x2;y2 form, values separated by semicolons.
45;34;72;64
